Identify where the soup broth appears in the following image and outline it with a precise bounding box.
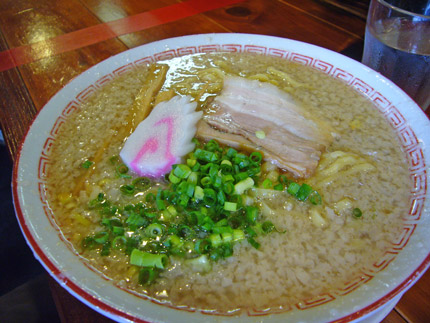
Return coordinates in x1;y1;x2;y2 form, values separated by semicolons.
46;52;410;313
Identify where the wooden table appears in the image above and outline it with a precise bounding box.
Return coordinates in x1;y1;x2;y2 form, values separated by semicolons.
1;0;429;322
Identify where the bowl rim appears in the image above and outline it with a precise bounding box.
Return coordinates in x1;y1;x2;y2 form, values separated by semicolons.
12;32;430;323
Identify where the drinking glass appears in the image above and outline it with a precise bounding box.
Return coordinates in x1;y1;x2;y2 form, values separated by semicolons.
362;0;430;111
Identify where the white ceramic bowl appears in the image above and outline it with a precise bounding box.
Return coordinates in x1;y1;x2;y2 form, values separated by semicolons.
13;33;430;322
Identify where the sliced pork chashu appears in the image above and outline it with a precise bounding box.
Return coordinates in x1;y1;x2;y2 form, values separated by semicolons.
198;76;335;178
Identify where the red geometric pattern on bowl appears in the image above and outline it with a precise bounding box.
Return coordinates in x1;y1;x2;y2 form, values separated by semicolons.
407;145;426;171
222;44;242;52
36;44;427;316
331;67;354;83
50;116;67;137
42;137;56;157
399;126;420;150
267;48;289;59
198;44;221;53
410;171;427;196
370;91;391;113
76;84;97;103
134;56;154;66
154;49;177;61
351;78;374;95
296;293;336;309
244;45;267;54
390;224;417;251
312;59;334;73
38;156;50;181
407;196;426;221
95;74;114;88
113;63;135;77
335;273;374;296
290;52;313;65
177;46;198;56
62;100;80;117
369;251;398;273
247;304;293;316
385;105;407;129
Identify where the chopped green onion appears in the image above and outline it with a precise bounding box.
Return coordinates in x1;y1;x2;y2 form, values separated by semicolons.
203;188;217;206
173;164;192;179
222;182;234;195
209;233;222;247
249;151;263;164
130;249;168;269
221;232;233;243
165;234;183;248
187;172;198;185
226;147;237;158
194;239;211;254
185;183;195;197
309;191;322;205
178;225;194;238
200;176;212;187
166;205;177;217
101;243;111;256
296;183;313;201
194;149;218;163
116;164;131;179
278;174;291;185
93;231;109;244
255;130;266;139
234;177;254;195
273;183;284;191
217;190;226;205
132;177;151;191
169;171;180;184
156;199;166;210
192;137;200;148
145;193;155;203
246;206;259;224
248;237;260;249
112;236;127;250
209;164;219;178
235;171;249;182
222;174;235;182
126;213;147;227
205;139;221;152
220;243;233;257
194;185;204;200
353;208;362;218
138;267;159;285
213;226;233;235
215;218;228;227
112;226;125;236
212;175;222;188
109;155;120;165
262;221;275;233
220;160;233;174
120;184;135;195
224;201;237;212
146;223;164;237
82;237;97;249
187;158;197;167
81;160;94;169
262;178;273;189
233;229;245;242
287;182;301;196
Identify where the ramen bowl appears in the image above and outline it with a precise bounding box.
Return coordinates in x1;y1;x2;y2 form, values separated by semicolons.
13;33;430;322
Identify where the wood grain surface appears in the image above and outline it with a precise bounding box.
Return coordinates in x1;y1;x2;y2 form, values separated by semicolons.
1;0;429;322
